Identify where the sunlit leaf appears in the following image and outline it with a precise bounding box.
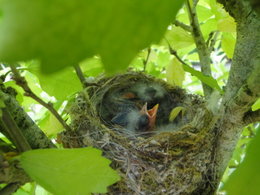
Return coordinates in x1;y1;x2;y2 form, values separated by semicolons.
208;0;236;32
222;32;236;59
252;98;260;111
166;57;185;86
156;51;171;69
80;57;104;77
196;5;214;22
38;113;64;137
182;64;222;93
21;148;120;195
164;26;194;49
0;0;184;74
224;127;260;195
29;66;82;100
217;17;236;33
200;18;218;38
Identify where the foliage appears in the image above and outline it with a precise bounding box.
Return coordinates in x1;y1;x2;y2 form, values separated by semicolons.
223;126;260;195
20;148;120;195
0;0;184;74
0;0;258;194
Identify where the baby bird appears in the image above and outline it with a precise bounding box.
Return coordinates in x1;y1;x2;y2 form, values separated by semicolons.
111;102;159;132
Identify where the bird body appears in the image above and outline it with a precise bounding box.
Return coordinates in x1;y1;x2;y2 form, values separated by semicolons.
100;80;181;134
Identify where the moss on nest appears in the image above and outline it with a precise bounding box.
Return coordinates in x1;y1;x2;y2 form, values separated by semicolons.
60;72;216;194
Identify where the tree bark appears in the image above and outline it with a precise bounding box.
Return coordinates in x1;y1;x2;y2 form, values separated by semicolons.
212;0;260;188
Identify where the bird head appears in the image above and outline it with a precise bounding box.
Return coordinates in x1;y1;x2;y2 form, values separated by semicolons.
140;103;159;130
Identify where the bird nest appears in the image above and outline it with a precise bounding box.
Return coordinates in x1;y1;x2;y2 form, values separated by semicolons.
60;72;216;194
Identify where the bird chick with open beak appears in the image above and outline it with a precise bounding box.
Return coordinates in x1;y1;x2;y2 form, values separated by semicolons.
111;102;159;133
140;103;159;130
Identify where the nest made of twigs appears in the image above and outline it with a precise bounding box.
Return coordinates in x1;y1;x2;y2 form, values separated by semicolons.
60;72;216;195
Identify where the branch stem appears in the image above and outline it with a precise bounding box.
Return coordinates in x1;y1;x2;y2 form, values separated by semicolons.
1;108;31;152
9;65;72;132
186;0;213;98
74;65;86;88
143;47;151;72
173;20;192;32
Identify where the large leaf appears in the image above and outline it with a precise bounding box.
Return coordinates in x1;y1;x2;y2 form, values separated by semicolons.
196;5;214;23
164;26;194;49
224;127;260;195
182;64;222;93
166;57;185;86
222;32;236;59
0;0;184;74
38;113;64;136
21;148;120;195
208;0;236;32
27;64;82;100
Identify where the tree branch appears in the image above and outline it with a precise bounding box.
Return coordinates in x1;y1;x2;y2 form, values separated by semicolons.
173;20;192;32
143;47;151;72
74;64;86;88
0;108;31;152
211;0;260;185
167;45;190;67
186;0;213;98
9;65;72;132
0;89;55;149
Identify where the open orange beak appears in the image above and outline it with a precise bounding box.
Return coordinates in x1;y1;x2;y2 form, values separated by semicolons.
140;103;159;130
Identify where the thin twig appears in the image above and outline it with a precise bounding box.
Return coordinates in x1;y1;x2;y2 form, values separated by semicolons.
1;108;31;152
9;65;72;132
186;0;213;98
193;0;199;9
208;31;220;53
143;47;151;72
3;68;29;81
173;20;192;32
74;64;86;88
206;31;215;47
164;38;190;67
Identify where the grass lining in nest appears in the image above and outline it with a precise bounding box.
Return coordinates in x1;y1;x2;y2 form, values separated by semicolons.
60;72;216;194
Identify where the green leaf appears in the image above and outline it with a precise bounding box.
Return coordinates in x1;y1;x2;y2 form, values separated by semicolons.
196;5;214;23
208;0;236;32
21;148;120;195
166;57;185;86
217;16;236;33
200;18;218;39
164;26;194;49
80;57;104;77
222;32;236;59
224;127;260;195
0;0;184;74
169;106;186;122
38;113;64;136
28;65;82;100
252;98;260;111
182;64;223;93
